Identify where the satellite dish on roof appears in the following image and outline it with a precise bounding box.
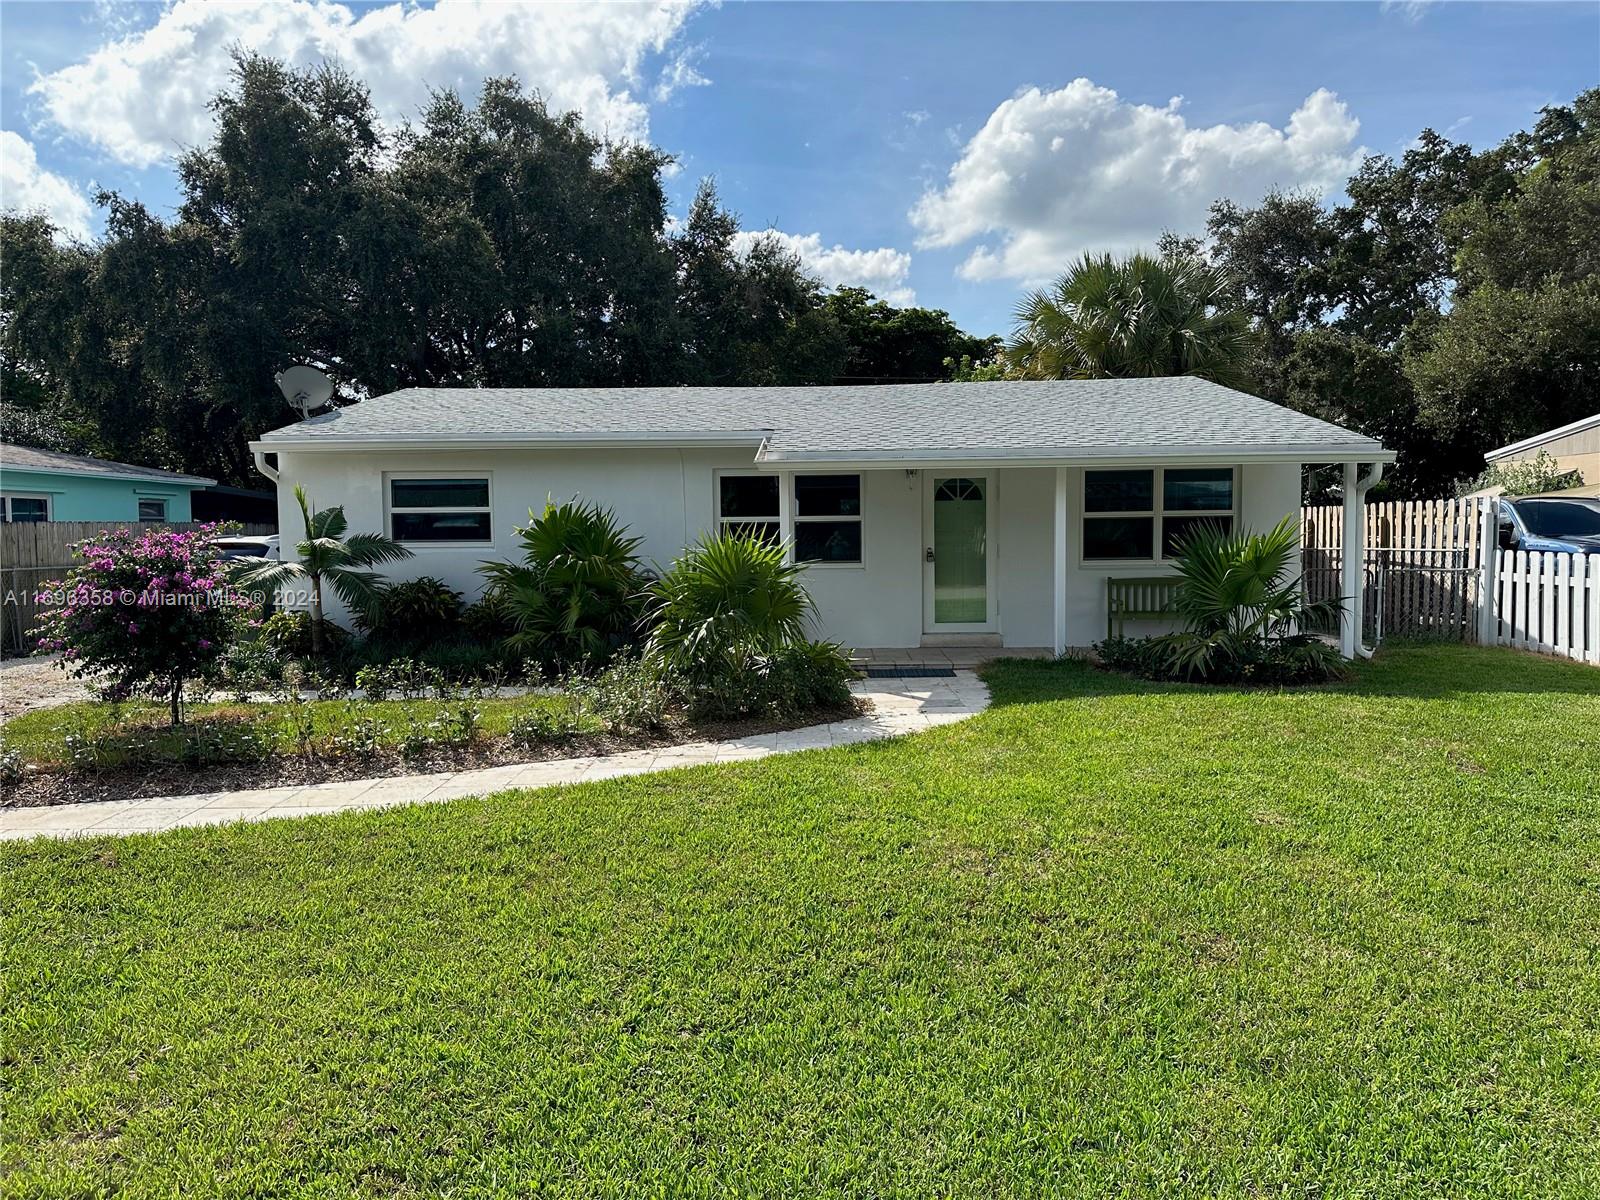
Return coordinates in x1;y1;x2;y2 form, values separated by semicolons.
275;366;333;420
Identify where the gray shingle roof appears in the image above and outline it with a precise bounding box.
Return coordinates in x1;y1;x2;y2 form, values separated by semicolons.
0;442;214;486
256;378;1388;461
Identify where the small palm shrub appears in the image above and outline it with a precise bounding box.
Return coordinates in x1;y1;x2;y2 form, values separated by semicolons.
645;532;811;675
1095;518;1345;685
646;532;853;718
478;499;649;670
358;576;464;644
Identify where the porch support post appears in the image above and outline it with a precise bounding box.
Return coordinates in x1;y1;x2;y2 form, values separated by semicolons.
1340;461;1360;658
1053;465;1068;657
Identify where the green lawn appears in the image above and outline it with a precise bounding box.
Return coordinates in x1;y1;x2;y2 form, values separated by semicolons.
4;645;1598;1197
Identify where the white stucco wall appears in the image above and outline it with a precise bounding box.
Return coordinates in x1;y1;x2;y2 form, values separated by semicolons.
272;450;1304;651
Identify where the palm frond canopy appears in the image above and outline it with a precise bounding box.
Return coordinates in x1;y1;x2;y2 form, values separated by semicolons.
1009;252;1259;389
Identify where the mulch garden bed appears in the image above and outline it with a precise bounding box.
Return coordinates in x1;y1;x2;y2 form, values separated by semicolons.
1;699;867;810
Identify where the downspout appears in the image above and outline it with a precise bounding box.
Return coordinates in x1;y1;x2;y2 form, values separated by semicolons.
1349;461;1385;659
252;448;280;484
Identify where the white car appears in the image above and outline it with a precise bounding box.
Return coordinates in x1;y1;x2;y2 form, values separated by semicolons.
210;533;281;561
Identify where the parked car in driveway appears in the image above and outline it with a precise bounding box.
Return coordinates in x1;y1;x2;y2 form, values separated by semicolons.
1497;497;1600;554
209;533;280;561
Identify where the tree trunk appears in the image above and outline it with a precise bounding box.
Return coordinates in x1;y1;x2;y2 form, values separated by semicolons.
310;576;325;658
169;675;183;727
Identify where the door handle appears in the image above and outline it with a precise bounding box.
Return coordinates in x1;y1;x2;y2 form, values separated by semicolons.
925;547;935;562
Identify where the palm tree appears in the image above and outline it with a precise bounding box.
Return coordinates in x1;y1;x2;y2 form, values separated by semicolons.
235;485;413;657
1008;252;1259;388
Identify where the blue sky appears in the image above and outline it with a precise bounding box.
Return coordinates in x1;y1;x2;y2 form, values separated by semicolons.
3;1;1596;337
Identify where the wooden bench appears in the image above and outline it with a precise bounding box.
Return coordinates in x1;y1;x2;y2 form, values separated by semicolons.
1106;576;1184;640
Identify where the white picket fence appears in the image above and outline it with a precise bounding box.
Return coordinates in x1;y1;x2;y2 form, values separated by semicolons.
1484;549;1600;665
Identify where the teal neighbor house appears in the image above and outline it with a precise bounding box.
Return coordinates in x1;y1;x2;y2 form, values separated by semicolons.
0;443;214;524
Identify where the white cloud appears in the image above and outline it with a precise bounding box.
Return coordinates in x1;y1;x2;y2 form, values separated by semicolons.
0;131;94;241
911;79;1364;283
732;229;915;305
1380;0;1436;23
30;0;707;169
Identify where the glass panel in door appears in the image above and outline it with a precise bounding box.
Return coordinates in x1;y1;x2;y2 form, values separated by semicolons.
932;477;988;624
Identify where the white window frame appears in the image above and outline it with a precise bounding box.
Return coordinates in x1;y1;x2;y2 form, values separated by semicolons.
711;470;866;569
385;471;494;548
136;497;168;523
1;493;53;523
1081;466;1239;565
715;470;786;546
791;472;864;569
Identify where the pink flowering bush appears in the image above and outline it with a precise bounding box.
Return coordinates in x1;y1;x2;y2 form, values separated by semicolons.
32;524;253;725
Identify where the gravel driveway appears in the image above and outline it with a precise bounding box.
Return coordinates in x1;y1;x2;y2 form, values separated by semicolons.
0;656;94;721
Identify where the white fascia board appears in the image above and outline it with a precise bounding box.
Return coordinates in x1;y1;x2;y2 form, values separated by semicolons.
752;442;1394;470
1484;412;1600;461
250;430;770;453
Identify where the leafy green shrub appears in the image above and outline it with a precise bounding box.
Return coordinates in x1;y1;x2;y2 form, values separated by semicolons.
219;637;286;697
418;639;511;682
1093;636;1173;679
443;703;482;748
566;655;676;733
507;703;586;747
0;742;24;786
354;664;396;701
1459;449;1584;498
478;499;649;670
646;532;812;676
682;641;855;720
1096;633;1342;686
462;589;517;643
328;703;382;759
62;717;274;773
263;610;348;660
358;576;464;644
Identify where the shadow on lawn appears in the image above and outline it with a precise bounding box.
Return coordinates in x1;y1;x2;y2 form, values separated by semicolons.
978;643;1600;708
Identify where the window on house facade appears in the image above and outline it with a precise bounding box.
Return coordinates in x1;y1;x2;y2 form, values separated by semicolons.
1083;467;1236;561
137;498;168;523
1;494;51;523
715;472;864;564
793;474;862;564
717;474;781;544
389;477;492;543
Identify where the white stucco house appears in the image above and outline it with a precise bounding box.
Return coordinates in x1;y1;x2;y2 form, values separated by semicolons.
250;378;1393;657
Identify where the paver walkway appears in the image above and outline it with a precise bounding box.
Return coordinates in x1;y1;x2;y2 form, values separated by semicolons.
1;671;989;841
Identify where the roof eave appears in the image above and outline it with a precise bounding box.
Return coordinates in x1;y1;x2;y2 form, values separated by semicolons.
0;461;215;487
753;442;1395;468
251;430;772;452
1484;412;1600;461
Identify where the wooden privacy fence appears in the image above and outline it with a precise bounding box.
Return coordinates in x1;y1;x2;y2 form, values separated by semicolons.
1;521;275;654
1488;550;1599;665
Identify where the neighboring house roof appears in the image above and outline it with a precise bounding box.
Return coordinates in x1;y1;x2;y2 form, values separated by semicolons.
0;442;215;487
1484;413;1600;462
255;379;1389;464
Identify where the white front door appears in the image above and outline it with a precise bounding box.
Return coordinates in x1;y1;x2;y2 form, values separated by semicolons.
922;473;996;633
